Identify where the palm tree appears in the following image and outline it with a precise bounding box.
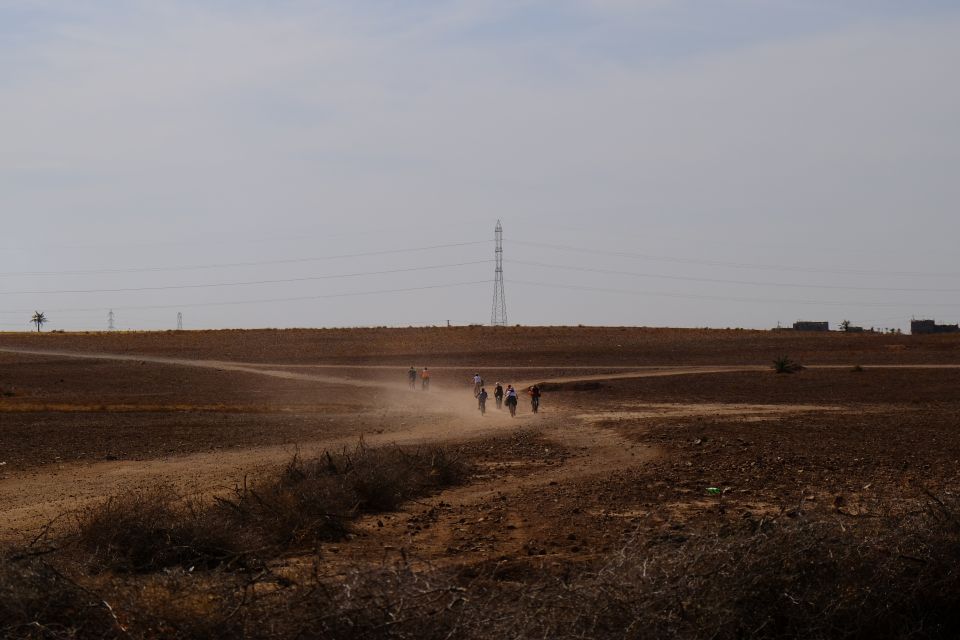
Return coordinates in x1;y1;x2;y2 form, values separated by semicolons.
30;311;47;332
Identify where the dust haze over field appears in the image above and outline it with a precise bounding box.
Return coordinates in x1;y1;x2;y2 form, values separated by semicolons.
2;327;960;638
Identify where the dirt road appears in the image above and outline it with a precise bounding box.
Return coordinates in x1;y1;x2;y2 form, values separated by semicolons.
0;347;654;542
3;346;959;544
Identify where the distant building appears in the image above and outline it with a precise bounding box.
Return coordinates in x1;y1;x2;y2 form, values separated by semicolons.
793;321;829;332
911;319;960;335
845;326;865;333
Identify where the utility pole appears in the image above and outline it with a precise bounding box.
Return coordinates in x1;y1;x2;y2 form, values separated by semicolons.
107;309;116;331
490;220;508;326
176;312;183;330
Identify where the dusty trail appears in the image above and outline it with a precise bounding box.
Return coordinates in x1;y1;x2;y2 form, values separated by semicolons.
4;346;957;384
0;347;405;391
336;421;656;569
0;411;537;543
0;348;602;542
4;346;955;544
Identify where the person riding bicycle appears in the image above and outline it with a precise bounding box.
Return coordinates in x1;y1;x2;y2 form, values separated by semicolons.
504;385;519;417
528;385;541;414
407;366;417;389
421;367;431;390
477;387;488;415
494;382;504;409
472;373;483;398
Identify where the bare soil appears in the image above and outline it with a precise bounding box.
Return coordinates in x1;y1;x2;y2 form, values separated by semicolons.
1;327;959;638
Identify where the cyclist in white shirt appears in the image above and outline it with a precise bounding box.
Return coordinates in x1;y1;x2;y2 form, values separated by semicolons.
472;373;483;397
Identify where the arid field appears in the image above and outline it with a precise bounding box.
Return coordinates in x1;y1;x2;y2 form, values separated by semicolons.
2;327;959;639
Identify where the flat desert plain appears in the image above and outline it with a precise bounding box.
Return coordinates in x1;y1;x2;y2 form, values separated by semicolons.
1;327;959;639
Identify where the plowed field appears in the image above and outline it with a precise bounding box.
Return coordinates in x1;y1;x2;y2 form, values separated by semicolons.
2;327;959;638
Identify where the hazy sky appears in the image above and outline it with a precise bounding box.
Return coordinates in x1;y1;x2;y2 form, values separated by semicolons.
2;1;959;331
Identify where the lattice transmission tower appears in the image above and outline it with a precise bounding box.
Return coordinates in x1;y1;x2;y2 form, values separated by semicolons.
107;309;116;331
176;312;183;330
490;220;508;326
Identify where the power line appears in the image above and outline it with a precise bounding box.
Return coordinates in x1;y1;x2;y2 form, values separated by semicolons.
0;240;491;278
511;260;960;294
0;310;106;317
0;280;493;314
536;221;943;260
508;279;960;309
509;240;960;278
0;221;472;252
0;260;492;295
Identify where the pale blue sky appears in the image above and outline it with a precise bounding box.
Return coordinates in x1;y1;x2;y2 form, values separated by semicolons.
2;1;959;331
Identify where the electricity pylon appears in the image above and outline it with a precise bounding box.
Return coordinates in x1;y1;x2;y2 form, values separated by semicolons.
490;220;507;326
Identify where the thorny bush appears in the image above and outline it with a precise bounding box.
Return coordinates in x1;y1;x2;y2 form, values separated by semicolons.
245;496;960;639
7;495;960;639
67;441;472;573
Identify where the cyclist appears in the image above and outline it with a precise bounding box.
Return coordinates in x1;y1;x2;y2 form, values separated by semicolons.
528;385;542;414
477;387;488;415
504;385;519;417
494;382;504;409
472;373;483;398
421;367;431;390
407;366;417;389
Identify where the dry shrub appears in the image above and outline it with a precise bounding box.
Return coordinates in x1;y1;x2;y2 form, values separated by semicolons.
69;442;472;572
104;572;249;640
73;484;254;573
222;441;473;545
0;553;121;639
245;498;960;640
14;494;960;638
455;502;960;640
772;355;804;374
540;514;960;639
